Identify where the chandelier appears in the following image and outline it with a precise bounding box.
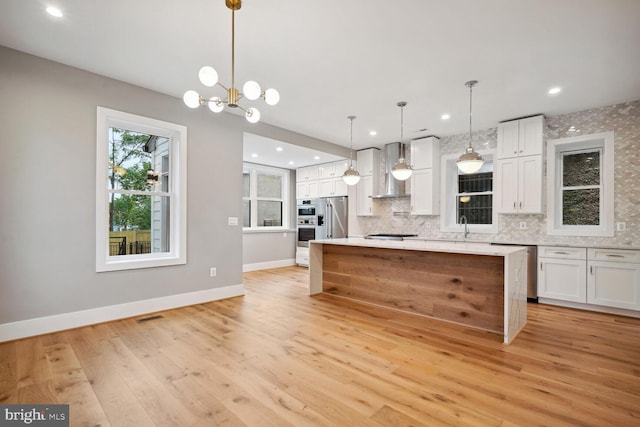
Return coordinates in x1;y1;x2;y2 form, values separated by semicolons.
456;80;484;174
182;0;279;123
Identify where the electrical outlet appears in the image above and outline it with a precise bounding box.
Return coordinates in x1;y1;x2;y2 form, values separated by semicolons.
519;222;527;230
228;217;238;226
209;267;217;277
616;222;626;232
424;223;431;229
283;232;287;238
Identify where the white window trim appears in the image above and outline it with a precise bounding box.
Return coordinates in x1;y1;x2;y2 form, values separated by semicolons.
546;131;614;237
96;107;187;272
243;162;290;231
440;151;498;234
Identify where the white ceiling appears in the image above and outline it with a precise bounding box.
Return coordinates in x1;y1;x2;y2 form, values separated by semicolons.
2;0;640;157
243;133;344;169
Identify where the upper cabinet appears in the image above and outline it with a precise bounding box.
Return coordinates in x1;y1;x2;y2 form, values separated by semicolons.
296;165;318;182
409;137;440;215
318;160;350;180
496;115;545;214
497;115;544;159
355;148;381;216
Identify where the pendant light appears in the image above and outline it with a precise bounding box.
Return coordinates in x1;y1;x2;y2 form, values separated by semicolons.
182;0;279;123
342;116;361;186
457;80;484;174
391;101;413;181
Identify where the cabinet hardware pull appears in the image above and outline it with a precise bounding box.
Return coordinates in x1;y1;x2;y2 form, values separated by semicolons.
590;265;593;274
554;251;568;255
540;262;543;271
606;254;625;258
519;201;522;208
513;202;516;209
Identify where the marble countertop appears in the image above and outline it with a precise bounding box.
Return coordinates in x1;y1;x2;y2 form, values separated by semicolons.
310;237;526;257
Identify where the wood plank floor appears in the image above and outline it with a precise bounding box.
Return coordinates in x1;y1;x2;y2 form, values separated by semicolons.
1;266;639;426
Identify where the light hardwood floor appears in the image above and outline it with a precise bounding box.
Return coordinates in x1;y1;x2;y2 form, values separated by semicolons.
1;266;639;426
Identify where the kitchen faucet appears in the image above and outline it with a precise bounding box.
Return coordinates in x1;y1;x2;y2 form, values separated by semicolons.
460;215;470;240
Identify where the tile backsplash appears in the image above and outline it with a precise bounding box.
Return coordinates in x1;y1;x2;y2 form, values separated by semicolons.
355;100;640;247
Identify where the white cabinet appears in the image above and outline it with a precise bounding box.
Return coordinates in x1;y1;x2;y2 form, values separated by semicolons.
538;246;587;303
496;115;544;214
318;177;348;197
409;137;440;215
587;248;640;310
497;115;544;159
296;165;318;182
355;149;381;216
496;156;542;214
318;160;349;180
296;181;318;198
356;148;380;176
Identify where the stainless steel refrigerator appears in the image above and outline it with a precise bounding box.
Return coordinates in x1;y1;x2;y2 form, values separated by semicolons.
316;196;348;240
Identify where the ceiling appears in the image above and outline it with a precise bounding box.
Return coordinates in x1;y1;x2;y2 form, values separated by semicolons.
2;0;640;155
243;133;344;169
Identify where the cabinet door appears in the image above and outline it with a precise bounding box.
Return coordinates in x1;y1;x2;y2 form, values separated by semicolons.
538;258;587;303
297;165;318;182
517;156;542;213
410;169;434;215
356;149;377;176
333;177;348;197
519;115;544;157
587;261;640;310
411;137;439;170
497;121;520;159
356;175;373;216
296;181;318;198
496;158;518;213
318;179;334;197
317;163;334;179
333;160;350;177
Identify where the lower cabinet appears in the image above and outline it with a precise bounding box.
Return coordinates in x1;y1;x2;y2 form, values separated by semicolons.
587;248;640;310
538;246;640;312
538;247;587;303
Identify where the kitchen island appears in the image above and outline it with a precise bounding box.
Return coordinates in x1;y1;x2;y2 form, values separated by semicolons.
309;238;528;344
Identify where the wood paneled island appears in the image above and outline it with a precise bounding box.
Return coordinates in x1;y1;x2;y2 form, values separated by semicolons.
309;238;528;344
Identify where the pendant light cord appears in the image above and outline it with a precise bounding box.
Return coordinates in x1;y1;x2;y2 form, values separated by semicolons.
231;8;235;90
468;82;473;149
348;116;355;166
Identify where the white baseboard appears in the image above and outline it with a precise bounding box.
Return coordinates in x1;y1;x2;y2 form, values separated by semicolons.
0;284;245;343
243;258;295;272
538;298;640;318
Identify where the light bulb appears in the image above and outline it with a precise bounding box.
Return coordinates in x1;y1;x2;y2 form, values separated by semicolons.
243;81;261;101
208;97;224;113
183;90;201;108
198;66;218;87
246;107;260;123
265;88;280;106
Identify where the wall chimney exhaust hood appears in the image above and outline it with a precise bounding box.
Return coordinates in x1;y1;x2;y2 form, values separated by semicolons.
372;142;411;199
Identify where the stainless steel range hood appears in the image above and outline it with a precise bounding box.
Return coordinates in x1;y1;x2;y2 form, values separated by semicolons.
372;142;410;199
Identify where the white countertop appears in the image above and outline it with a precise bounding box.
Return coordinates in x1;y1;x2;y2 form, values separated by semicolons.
310;237;527;257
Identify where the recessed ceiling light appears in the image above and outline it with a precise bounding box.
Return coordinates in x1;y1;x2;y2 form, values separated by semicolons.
369;130;377;136
548;87;562;95
288;161;294;165
46;6;63;17
276;147;283;152
441;114;451;120
251;153;258;158
314;155;320;160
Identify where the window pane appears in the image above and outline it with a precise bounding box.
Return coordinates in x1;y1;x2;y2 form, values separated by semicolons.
243;172;250;198
243;200;251;227
257;173;282;198
109;194;170;255
257;200;282;226
562;189;600;225
457;194;493;224
563;150;600;187
458;172;493;193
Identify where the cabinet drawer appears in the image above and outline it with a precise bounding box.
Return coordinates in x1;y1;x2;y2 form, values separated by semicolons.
588;248;640;263
538;246;586;260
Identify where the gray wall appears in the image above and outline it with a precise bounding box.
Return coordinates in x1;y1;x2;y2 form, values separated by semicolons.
0;46;333;324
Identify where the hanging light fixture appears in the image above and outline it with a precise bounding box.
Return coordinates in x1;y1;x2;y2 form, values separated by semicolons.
457;80;484;174
391;101;413;181
342;116;361;186
183;0;279;123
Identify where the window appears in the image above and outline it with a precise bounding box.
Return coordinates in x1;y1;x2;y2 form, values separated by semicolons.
441;152;497;234
547;131;614;236
96;107;187;271
243;163;289;230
